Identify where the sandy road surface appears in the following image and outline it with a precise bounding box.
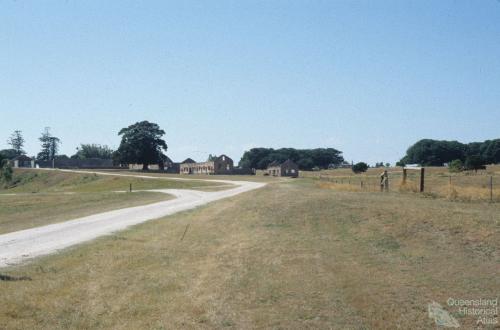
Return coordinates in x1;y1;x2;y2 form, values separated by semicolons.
0;170;266;268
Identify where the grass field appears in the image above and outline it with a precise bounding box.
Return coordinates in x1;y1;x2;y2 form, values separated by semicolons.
303;165;500;202
0;169;228;234
1;178;497;329
99;169;280;183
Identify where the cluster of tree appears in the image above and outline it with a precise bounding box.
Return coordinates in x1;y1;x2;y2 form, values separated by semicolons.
7;130;25;156
2;122;170;171
1;128;62;162
0;130;27;161
238;147;344;170
448;156;486;173
397;139;500;168
71;144;114;160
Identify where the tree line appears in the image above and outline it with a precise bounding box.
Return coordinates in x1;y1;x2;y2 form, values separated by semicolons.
2;126;346;172
238;147;344;170
0;128;113;162
0;121;169;171
398;139;500;168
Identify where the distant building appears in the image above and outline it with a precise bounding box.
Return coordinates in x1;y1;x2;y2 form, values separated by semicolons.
38;158;114;169
181;158;196;165
329;161;352;169
10;155;35;168
267;159;299;177
180;155;234;175
128;155;179;172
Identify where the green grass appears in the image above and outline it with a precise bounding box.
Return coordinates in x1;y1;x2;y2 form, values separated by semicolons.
0;191;171;234
1;179;497;329
0;169;226;194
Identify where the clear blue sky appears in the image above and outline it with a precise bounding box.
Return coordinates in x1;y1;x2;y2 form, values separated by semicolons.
1;0;499;165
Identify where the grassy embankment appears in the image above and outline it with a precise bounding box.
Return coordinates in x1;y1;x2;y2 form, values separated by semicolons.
0;169;226;234
1;178;497;329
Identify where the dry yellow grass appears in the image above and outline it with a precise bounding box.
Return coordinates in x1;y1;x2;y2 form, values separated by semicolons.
1;179;497;329
99;169;279;183
308;166;500;202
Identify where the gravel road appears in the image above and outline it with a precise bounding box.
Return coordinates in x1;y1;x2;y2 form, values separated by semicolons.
0;170;266;268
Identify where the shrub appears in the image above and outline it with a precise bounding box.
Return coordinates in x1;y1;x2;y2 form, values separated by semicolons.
0;159;13;183
352;162;368;174
448;159;463;173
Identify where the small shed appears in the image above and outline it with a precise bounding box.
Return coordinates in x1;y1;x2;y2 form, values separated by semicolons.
267;159;299;177
11;155;35;168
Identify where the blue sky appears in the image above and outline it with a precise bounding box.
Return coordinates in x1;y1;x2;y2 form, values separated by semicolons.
1;0;499;165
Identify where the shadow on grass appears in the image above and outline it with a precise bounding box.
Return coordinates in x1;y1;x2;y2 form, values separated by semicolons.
0;274;32;281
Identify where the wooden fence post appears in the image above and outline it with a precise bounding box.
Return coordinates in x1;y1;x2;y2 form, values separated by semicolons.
490;176;493;202
402;168;407;185
385;171;389;192
420;168;425;193
380;170;388;192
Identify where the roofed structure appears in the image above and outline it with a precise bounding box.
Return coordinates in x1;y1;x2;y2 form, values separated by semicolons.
180;155;234;175
10;155;35;168
266;159;299;177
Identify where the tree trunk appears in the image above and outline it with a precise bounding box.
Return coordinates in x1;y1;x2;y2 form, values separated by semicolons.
142;163;149;171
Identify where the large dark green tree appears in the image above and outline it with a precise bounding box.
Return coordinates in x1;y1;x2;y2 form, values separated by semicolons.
0;149;18;160
117;121;168;170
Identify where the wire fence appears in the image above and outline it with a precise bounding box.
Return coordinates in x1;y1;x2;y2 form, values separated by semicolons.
313;171;499;202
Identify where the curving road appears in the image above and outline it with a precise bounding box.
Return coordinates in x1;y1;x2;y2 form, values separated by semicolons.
0;170;266;268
